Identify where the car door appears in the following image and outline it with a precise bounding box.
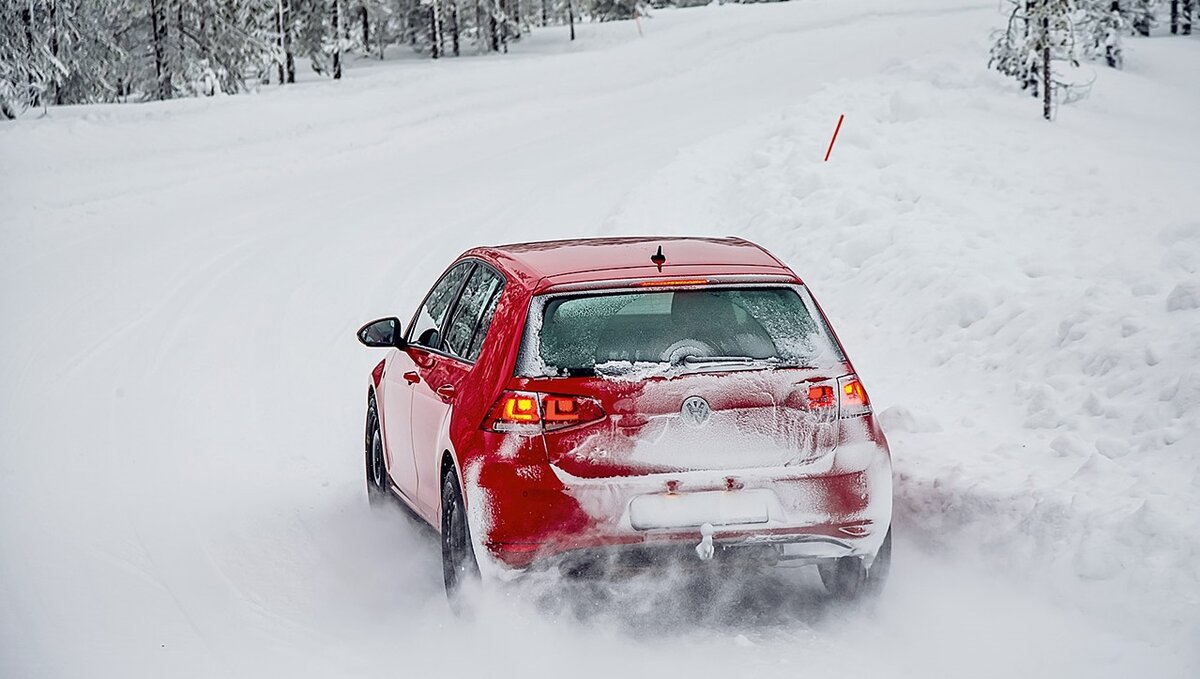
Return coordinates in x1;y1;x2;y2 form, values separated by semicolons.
382;261;473;507
411;262;506;515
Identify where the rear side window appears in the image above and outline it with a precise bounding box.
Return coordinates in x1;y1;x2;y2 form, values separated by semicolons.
519;286;844;376
443;265;505;362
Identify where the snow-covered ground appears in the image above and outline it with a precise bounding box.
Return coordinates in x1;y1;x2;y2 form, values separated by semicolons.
2;1;1197;677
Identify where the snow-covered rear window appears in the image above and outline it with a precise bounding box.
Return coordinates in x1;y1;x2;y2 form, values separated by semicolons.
518;286;844;377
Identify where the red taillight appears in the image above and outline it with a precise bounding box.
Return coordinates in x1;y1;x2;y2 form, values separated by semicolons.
543;395;580;422
806;376;871;417
806;385;835;408
485;391;605;434
502;394;540;423
838;376;871;417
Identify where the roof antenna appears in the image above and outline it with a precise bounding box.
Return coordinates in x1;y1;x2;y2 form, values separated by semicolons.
650;245;666;272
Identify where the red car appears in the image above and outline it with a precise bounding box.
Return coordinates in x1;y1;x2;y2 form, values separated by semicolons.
357;236;892;604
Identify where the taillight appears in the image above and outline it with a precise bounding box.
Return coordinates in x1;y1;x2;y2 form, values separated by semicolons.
837;375;871;417
805;376;871;418
806;385;836;409
502;393;540;423
484;391;605;434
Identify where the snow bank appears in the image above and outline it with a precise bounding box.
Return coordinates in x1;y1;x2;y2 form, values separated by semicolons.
607;23;1200;660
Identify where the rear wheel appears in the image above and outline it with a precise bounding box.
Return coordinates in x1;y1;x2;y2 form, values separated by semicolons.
819;526;892;602
365;400;389;508
441;469;481;608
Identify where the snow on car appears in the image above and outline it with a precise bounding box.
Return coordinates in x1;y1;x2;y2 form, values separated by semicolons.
357;236;892;603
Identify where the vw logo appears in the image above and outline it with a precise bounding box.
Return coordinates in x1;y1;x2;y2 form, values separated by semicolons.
680;396;711;427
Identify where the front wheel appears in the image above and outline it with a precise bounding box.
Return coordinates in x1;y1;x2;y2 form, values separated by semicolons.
441;469;481;609
819;526;892;602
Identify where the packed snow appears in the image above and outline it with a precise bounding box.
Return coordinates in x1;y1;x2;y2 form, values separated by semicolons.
1;1;1197;678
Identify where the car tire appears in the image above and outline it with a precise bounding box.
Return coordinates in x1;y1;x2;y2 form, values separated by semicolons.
819;526;892;602
441;468;481;608
365;399;389;508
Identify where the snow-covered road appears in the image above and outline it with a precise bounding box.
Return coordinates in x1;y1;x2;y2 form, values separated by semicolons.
2;1;1197;677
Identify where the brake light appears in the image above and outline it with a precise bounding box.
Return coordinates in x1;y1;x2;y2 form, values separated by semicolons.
638;279;709;287
805;376;871;417
543;395;580;422
484;391;605;434
806;385;835;408
838;376;871;417
503;394;540;423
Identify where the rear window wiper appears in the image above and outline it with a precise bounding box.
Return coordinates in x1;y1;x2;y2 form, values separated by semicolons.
680;355;781;367
561;367;597;377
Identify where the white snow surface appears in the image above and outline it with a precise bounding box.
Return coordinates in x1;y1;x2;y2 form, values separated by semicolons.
2;1;1198;677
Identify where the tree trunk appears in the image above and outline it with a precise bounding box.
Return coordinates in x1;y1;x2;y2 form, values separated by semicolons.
1172;0;1180;33
1041;8;1051;121
474;0;484;50
360;4;370;47
489;1;499;52
176;1;185;61
430;3;440;58
20;6;40;108
276;5;285;83
511;0;520;41
279;0;296;83
377;5;386;58
0;92;16;120
1184;0;1194;34
450;2;460;56
568;0;575;41
541;0;548;26
199;3;211;59
332;0;343;79
48;0;64;104
499;0;508;52
150;0;172;99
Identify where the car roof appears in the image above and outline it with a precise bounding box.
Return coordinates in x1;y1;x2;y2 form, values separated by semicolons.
464;236;794;289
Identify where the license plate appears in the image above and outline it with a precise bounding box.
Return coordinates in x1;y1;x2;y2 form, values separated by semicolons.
628;489;771;531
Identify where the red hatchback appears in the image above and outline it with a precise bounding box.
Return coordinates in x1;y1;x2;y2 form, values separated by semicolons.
357;236;893;603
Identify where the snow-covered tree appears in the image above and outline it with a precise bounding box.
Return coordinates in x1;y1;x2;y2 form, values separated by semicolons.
590;0;638;20
1170;0;1195;33
990;0;1080;120
1130;0;1157;35
1079;1;1125;67
0;0;597;117
1;0;134;114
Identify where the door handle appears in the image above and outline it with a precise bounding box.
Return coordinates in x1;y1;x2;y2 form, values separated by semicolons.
435;384;456;403
403;371;420;385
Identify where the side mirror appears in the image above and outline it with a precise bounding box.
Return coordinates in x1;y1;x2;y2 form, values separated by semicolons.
357;317;407;349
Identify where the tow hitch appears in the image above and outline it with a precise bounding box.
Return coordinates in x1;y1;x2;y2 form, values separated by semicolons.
695;523;715;561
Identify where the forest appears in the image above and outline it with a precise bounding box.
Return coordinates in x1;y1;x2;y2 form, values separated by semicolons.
0;0;1194;119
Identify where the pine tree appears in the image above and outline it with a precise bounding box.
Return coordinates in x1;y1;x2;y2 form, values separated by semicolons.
1079;0;1125;68
1130;0;1157;35
990;0;1079;120
591;0;637;21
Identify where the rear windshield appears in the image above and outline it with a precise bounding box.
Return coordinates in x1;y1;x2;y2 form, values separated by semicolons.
517;286;845;377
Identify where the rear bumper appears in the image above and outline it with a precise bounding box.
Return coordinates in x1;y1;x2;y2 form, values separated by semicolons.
474;442;893;570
